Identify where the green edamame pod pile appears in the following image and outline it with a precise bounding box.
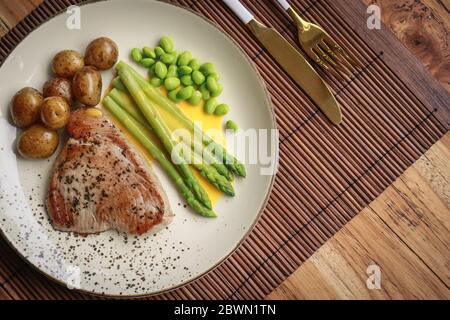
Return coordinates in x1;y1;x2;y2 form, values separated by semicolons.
130;36;233;121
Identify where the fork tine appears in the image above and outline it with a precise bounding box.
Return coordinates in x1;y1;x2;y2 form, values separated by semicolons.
323;35;362;70
316;43;347;81
311;47;345;81
318;40;341;64
315;43;339;68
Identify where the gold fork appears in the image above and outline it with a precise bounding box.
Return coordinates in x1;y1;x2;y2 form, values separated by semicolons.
275;0;361;78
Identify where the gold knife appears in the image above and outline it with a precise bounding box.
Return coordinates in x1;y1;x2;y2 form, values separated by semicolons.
223;0;342;125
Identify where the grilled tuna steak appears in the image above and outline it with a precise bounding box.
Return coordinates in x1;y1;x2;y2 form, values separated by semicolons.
46;108;173;235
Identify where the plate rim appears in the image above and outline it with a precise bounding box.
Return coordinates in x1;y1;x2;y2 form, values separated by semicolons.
0;0;279;298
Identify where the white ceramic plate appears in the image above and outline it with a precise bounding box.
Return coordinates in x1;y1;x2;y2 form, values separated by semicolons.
0;0;277;297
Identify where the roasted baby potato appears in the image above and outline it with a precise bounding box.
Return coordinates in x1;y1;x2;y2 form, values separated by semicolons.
84;37;119;70
72;66;102;106
17;124;59;159
52;50;85;78
43;77;73;104
40;97;70;130
10;87;44;128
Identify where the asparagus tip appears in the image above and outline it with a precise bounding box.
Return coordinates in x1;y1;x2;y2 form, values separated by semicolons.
115;60;127;71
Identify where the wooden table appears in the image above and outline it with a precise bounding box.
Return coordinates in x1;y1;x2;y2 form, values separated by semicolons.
1;0;448;300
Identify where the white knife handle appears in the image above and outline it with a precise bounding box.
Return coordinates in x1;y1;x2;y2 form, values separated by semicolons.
222;0;254;24
276;0;291;11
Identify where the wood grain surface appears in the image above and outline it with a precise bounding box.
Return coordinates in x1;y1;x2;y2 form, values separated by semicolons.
363;0;449;91
0;0;449;300
0;0;42;35
268;133;450;299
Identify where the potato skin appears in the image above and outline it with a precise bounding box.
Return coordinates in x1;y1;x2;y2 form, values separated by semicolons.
40;97;70;130
85;37;119;70
17;124;59;159
72;66;102;106
10;87;44;128
43;77;73;104
52;50;84;78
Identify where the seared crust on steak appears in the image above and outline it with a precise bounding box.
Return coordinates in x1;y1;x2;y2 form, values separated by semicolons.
46;108;172;235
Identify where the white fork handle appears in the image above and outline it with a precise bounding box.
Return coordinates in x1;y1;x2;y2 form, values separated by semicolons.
276;0;291;11
222;0;254;24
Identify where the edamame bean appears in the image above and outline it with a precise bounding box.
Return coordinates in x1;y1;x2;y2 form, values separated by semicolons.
160;36;174;53
188;91;202;106
189;59;201;71
161;53;176;65
208;73;220;81
200;83;211;100
131;48;143;63
155;46;165;58
167;65;178;78
155;62;168;79
143;47;156;59
178;51;192;66
200;63;215;75
210;83;223;98
214;104;229;116
178;66;193;76
139;58;155;68
206;76;219;93
181;75;193;86
164;77;181;91
149;64;156;76
171;52;179;65
192;71;206;85
150;77;163;87
225;120;238;132
168;89;181;102
177;86;195;100
204;98;218;114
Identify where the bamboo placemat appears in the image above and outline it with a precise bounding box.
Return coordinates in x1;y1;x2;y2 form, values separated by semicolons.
0;0;449;300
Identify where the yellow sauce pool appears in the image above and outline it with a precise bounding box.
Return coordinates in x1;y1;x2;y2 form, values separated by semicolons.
103;85;226;206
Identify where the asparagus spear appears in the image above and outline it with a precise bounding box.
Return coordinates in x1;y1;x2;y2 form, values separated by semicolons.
118;65;212;209
114;66;233;194
112;76;127;92
151;130;234;195
116;61;246;178
193;141;232;181
109;89;147;126
110;89;234;193
113;77;233;181
103;96;216;218
189;151;235;196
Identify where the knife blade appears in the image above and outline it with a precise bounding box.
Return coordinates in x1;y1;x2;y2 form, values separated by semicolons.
248;20;342;124
223;0;342;124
